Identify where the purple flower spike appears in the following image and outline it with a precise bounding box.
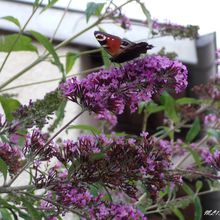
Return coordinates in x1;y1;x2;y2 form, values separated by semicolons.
60;56;188;126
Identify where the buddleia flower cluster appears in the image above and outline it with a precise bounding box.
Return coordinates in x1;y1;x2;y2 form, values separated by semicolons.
151;19;199;39
60;56;188;126
36;132;181;219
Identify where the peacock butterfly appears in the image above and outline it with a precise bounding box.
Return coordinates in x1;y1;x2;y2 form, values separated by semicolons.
94;31;153;63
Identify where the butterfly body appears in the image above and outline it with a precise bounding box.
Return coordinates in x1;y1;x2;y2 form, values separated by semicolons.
94;31;153;63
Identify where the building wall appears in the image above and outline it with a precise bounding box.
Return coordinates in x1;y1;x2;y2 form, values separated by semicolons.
0;42;87;137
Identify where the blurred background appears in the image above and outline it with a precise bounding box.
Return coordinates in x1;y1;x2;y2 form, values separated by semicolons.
0;1;219;219
0;0;218;134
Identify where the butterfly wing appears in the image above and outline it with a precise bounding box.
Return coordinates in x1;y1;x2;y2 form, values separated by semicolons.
94;31;128;57
110;42;153;63
94;31;153;63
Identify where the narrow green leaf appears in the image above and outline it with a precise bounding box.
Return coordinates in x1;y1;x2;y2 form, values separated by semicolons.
17;128;27;147
22;198;42;220
160;92;179;123
33;0;41;9
138;102;146;114
0;34;37;52
41;0;59;13
89;183;103;197
89;185;99;197
98;27;111;68
65;52;79;74
85;2;105;22
106;132;126;137
188;148;202;168
0;96;21;122
182;183;194;196
18;210;32;220
0;158;8;182
91;152;105;161
143;102;165;114
1;16;21;29
207;128;220;139
67;124;101;135
185;118;200;143
101;48;111;68
176;97;200;105
29;30;63;73
172;208;185;220
48;100;67;132
195;180;203;193
68;159;81;180
194;196;202;220
0;197;28;219
0;135;9;143
0;208;13;220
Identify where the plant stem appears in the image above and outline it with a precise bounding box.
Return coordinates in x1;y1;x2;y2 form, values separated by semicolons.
0;185;34;193
0;57;44;91
0;1;42;73
45;109;85;147
174;135;209;169
20;191;87;218
0;0;134;91
175;168;220;180
50;0;72;43
46;48;101;60
0;66;103;92
145;188;220;214
142;110;148;132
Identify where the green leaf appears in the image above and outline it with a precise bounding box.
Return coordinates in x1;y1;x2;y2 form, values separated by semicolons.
68;159;81;180
22;198;42;220
17;128;28;147
182;183;194;196
101;48;111;68
160;92;179;123
182;182;203;220
33;0;41;9
98;27;111;68
65;52;79;74
176;97;200;105
89;183;103;197
195;180;203;193
1;16;21;29
139;2;152;33
185;118;200;143
172;208;185;220
139;101;164;114
207;128;220;139
48;100;66;132
18;210;32;220
91;152;105;161
188;148;202;168
41;0;59;13
0;34;37;52
29;30;63;73
0;158;8;182
0;208;13;220
194;196;202;220
67;124;101;135
85;2;105;22
0;134;9;143
0;198;28;219
0;96;21;122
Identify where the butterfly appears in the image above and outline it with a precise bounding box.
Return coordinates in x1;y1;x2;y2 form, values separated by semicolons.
94;31;153;63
